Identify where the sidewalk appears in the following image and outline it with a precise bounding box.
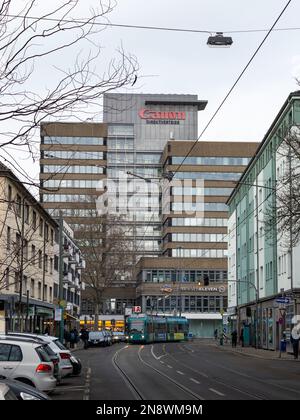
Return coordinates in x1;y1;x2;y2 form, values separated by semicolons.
213;340;299;361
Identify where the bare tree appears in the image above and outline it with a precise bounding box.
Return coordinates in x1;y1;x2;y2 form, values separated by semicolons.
79;212;134;330
265;121;300;247
0;0;138;184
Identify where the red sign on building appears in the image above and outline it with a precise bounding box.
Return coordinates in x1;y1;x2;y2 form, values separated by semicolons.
133;306;142;313
139;109;186;120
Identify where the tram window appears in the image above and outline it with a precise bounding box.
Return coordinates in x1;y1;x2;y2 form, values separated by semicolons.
203;296;208;312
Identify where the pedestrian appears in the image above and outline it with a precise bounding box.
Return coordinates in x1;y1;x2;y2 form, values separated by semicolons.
34;326;40;334
64;328;71;347
291;323;300;359
69;328;76;349
44;326;50;335
214;328;218;340
240;327;244;347
80;327;89;349
231;329;238;347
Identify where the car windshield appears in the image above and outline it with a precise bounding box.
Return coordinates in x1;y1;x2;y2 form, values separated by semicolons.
43;344;56;357
53;339;67;350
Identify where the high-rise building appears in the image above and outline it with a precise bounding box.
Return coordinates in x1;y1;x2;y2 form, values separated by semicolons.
103;93;207;259
135;140;258;337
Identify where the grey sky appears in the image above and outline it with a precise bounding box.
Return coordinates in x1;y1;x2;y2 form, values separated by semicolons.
3;0;300;191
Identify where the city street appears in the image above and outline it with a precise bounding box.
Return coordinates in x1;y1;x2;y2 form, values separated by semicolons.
51;341;300;400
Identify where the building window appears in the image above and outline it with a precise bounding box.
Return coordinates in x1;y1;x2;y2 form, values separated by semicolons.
50;229;54;245
22;275;27;295
39;218;43;236
37;282;41;299
7;226;11;250
32;211;37;230
31;245;36;265
50;258;53;274
8;185;12;208
49;287;52;303
15;194;22;217
44;284;48;301
44;223;49;241
54;255;59;271
24;203;29;224
44;254;48;272
24;240;29;261
4;268;9;290
30;279;35;298
38;250;42;269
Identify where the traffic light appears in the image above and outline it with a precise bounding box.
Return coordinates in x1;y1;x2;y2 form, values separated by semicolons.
204;274;209;286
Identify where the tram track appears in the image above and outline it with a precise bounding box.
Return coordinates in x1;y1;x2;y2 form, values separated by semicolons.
137;346;205;400
112;346;146;400
112;344;205;400
160;343;266;400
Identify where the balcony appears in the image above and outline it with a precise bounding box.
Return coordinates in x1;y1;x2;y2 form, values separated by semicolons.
63;271;73;285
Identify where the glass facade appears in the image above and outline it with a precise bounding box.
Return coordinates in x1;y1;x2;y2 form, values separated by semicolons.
42;165;104;174
172;187;233;196
42;151;105;160
171;156;251;165
145;295;227;313
169;233;226;242
174;172;242;180
171;202;228;212
43;179;102;188
43;194;97;202
171;248;228;258
170;217;227;227
43;136;105;145
140;269;227;283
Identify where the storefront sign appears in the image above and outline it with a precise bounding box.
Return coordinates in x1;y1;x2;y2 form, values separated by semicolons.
54;308;62;321
180;286;226;293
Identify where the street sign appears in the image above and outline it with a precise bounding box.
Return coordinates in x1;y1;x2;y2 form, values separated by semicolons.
276;298;290;304
133;306;141;313
55;308;62;321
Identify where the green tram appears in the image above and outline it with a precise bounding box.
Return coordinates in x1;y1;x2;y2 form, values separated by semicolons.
127;314;189;344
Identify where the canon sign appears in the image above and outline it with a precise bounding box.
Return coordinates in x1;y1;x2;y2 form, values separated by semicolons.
139;108;186;120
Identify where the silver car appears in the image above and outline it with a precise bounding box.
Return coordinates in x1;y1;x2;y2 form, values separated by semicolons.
0;337;56;393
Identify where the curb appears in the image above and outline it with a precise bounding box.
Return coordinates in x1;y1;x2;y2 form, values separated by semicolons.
214;344;299;361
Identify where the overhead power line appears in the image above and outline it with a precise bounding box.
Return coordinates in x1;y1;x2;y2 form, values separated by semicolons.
5;12;300;36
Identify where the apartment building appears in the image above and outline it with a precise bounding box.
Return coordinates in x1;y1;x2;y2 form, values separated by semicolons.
227;91;300;350
0;163;58;333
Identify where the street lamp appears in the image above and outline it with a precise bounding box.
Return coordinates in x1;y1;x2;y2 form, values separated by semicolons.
207;32;233;47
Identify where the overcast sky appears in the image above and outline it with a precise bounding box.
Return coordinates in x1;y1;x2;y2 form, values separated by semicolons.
3;0;300;191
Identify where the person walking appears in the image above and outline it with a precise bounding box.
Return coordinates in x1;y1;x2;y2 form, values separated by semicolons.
69;328;76;349
291;323;300;359
231;329;238;347
240;327;244;347
80;327;89;349
214;328;218;340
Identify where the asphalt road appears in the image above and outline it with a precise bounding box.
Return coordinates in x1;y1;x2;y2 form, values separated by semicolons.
51;340;300;400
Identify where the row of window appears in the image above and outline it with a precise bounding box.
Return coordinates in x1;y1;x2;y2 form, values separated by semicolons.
170;217;228;227
43;194;98;203
107;152;161;164
107;138;134;150
169;233;226;243
172;187;234;196
170;248;228;258
45;208;98;217
42;165;105;174
141;269;227;283
171;203;228;212
173;172;241;180
170;156;251;166
43;179;102;189
108;125;134;136
107;167;160;178
145;295;227;313
43;151;105;160
43;136;105;145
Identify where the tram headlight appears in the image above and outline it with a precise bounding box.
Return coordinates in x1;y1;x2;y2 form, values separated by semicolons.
141;335;144;339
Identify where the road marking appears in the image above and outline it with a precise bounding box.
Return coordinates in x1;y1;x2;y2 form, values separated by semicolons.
190;378;200;384
176;370;184;375
83;366;91;400
167;365;173;369
160;360;164;364
151;345;166;360
209;388;225;396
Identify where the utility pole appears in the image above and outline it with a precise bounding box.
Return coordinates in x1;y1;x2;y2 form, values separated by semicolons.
58;211;64;343
18;197;25;332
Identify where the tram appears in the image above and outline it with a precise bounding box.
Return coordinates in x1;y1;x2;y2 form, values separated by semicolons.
127;314;189;344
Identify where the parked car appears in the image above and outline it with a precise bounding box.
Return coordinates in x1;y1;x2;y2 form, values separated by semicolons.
0;375;51;400
0;334;60;382
0;382;18;400
0;336;56;393
6;333;77;377
88;331;107;346
112;331;128;343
